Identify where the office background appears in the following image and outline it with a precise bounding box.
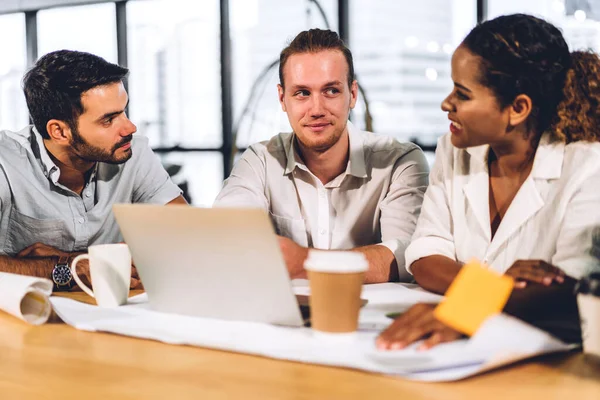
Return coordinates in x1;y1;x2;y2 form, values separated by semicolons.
0;0;597;205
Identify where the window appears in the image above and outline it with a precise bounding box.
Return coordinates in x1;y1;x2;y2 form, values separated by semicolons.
127;0;222;206
488;0;600;52
230;0;338;148
159;152;224;207
0;13;28;132
37;3;118;63
350;0;477;146
127;0;221;149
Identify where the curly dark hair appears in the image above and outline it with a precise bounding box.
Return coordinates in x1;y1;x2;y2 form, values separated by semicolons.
462;13;600;143
23;50;129;139
279;28;354;90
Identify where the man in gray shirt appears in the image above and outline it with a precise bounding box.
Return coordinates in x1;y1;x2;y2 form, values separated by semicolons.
0;50;187;290
215;29;429;283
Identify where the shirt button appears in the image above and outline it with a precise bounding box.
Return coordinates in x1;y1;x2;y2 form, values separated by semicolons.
319;191;326;198
85;191;91;197
78;218;85;224
319;229;326;235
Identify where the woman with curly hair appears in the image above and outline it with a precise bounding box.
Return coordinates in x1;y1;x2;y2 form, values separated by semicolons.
377;13;600;350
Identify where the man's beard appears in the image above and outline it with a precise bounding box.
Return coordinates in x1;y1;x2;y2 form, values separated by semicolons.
70;127;133;164
296;123;345;154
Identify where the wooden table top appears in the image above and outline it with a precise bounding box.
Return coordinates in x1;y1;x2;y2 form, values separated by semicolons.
0;290;599;400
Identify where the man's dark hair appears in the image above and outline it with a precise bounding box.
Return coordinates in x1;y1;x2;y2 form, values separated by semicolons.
22;50;129;139
279;28;354;89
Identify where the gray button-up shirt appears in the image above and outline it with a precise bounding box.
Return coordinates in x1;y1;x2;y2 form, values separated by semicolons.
214;122;429;280
0;126;182;255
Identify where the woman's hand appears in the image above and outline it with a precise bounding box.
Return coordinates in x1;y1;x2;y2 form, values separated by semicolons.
376;303;464;351
505;260;565;288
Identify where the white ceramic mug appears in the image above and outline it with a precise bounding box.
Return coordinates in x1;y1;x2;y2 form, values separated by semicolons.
578;293;600;358
576;273;600;358
70;243;132;307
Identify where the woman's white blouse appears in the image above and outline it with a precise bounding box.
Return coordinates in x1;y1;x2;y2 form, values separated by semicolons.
405;133;600;279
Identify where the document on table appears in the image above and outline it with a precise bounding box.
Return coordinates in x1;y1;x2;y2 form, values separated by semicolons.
293;279;443;308
0;272;54;325
50;282;574;381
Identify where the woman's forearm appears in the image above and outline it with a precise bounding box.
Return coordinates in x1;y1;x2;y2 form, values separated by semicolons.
411;255;463;295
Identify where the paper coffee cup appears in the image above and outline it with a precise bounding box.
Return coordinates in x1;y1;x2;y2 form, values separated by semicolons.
575;273;600;358
304;250;368;334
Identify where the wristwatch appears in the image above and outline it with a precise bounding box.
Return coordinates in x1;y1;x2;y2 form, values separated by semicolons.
51;255;74;291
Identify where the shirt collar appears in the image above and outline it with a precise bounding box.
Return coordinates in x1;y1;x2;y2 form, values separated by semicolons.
464;131;565;179
346;121;367;178
31;126;99;186
31;126;61;184
530;132;564;180
283;121;368;178
284;134;301;175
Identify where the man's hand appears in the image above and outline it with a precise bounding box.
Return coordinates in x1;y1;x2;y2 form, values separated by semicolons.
72;262;142;291
376;303;464;350
130;265;143;290
70;260;143;291
505;260;565;289
17;242;69;258
16;243;90;289
277;236;309;279
17;242;143;290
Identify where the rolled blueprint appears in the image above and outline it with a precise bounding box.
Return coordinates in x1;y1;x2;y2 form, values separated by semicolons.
0;271;53;325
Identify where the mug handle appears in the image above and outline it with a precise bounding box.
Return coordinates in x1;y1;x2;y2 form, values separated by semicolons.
70;254;95;298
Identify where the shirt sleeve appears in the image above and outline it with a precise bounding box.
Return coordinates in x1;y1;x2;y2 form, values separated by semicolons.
552;166;600;279
378;146;429;281
0;164;10;255
131;137;182;204
404;135;457;275
213;145;269;209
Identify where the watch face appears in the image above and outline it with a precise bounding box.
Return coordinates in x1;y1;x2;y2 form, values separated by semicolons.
52;264;72;286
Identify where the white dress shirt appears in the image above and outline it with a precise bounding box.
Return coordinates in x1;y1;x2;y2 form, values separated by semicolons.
214;122;429;280
406;132;600;279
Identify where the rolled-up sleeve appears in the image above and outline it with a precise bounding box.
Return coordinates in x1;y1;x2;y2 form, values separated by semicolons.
378;147;429;281
405;135;457;274
213;145;269;209
132;137;182;204
0;164;10;255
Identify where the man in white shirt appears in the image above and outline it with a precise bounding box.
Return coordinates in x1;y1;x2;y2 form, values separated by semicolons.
214;29;429;283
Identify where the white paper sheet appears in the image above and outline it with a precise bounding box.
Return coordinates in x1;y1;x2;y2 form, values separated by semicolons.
292;279;444;306
0;272;53;325
50;286;574;381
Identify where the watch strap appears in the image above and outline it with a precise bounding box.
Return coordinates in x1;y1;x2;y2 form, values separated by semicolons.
57;254;70;267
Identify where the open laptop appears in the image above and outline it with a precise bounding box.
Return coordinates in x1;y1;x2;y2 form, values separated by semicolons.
112;204;304;327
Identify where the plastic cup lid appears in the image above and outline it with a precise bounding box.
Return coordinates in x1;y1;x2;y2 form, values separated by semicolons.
304;250;369;274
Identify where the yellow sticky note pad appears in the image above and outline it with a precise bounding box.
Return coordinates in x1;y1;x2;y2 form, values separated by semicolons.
434;261;514;336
